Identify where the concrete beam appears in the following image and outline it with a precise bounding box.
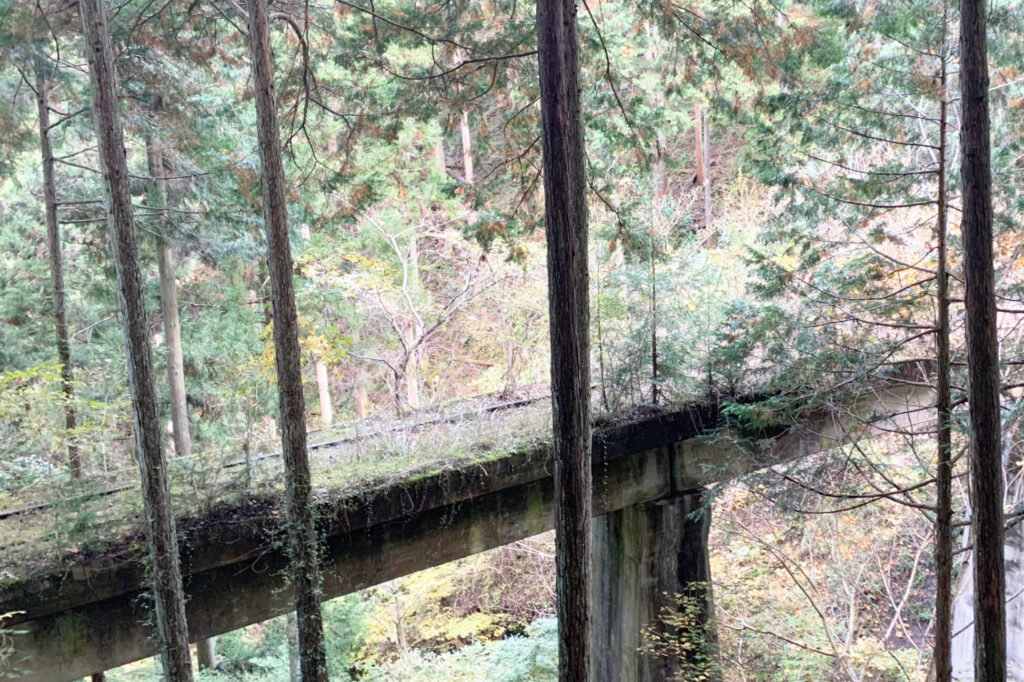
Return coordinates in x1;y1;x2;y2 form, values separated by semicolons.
1;380;933;681
4;442;673;681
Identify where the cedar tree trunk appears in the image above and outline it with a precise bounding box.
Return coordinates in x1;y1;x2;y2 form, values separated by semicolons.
146;132;192;459
78;0;193;677
960;1;1006;679
460;110;474;184
315;361;333;427
245;0;329;678
34;57;80;478
934;41;953;682
536;0;593;679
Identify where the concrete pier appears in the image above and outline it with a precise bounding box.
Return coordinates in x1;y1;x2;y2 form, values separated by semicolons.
593;489;717;681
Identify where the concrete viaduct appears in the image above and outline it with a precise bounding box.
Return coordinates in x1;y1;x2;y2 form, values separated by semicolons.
0;375;931;681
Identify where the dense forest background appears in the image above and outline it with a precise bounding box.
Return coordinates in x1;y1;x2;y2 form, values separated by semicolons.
2;0;1024;679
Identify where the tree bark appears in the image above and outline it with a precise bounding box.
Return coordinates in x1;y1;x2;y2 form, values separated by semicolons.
147;133;192;459
316;360;333;427
34;56;81;479
434;137;447;177
300;225;333;430
149;117;211;662
245;0;329;678
934;41;953;682
701;107;712;229
536;0;592;679
694;101;705;187
78;0;193;678
653;132;667;201
460;110;474;184
355;367;369;419
404;226;422;412
158;240;190;456
960;1;1006;679
649;231;658;405
405;348;420;411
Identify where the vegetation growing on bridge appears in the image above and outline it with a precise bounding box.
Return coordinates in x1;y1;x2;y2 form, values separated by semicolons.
0;393;555;586
2;0;1024;679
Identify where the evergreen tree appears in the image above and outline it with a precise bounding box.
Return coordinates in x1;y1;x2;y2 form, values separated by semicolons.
78;0;193;676
32;50;80;478
960;0;1005;678
244;0;329;677
536;0;592;678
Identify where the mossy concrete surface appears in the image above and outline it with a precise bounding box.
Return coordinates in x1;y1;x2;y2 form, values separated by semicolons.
1;380;933;682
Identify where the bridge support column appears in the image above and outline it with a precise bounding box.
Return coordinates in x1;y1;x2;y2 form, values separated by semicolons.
592;488;718;682
196;637;216;670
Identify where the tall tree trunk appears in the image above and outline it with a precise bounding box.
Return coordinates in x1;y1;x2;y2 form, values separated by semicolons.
460;110;474;184
644;20;662;401
536;0;592;679
156;196;216;666
405;228;422;412
694;101;705;187
405;348;420;411
434;137;447;177
157;240;191;456
34;57;81;479
960;1;1006;679
299;225;333;430
653;132;668;201
316;361;333;427
355;367;369;419
150;119;214;670
645;24;667;204
595;262;609;413
694;101;714;246
934;43;953;682
78;0;193;678
393;588;409;654
245;0;329;679
701;107;712;229
649;230;658;405
147;133;192;459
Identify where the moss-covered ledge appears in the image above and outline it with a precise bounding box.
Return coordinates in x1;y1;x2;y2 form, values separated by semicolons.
1;379;933;682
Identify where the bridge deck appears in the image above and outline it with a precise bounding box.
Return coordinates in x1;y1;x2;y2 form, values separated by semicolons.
0;391;554;586
0;376;933;682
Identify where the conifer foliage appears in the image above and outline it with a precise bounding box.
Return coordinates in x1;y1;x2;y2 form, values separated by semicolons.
3;0;1024;679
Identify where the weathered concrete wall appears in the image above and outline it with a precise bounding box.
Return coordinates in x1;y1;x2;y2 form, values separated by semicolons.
3;443;672;681
1;380;933;681
950;500;1024;680
592;489;717;682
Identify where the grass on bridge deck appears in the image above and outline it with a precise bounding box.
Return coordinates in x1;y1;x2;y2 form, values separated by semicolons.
0;387;565;591
1;362;934;594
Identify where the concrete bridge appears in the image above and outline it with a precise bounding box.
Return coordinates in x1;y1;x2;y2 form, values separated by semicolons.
0;373;932;682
